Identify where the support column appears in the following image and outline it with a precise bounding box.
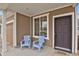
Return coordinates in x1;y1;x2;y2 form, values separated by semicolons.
13;12;17;47
74;3;79;54
1;10;7;53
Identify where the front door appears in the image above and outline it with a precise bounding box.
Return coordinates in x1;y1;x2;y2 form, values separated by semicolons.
54;15;72;52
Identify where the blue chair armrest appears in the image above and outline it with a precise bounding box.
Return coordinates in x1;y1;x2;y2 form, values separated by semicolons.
33;40;38;44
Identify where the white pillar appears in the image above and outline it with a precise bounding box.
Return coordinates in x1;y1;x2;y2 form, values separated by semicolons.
74;4;79;54
1;10;7;53
13;12;17;47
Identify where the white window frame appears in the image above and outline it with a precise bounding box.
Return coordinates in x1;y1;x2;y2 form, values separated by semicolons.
52;12;75;53
33;13;49;39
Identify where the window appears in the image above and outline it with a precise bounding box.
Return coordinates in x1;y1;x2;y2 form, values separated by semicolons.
33;13;49;38
40;16;47;37
34;18;39;36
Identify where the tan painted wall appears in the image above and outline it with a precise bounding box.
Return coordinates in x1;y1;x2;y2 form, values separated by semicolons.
32;5;75;47
16;13;30;45
6;23;13;46
6;15;14;47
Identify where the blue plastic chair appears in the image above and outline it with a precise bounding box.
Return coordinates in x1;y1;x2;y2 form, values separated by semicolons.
32;36;45;51
20;35;31;48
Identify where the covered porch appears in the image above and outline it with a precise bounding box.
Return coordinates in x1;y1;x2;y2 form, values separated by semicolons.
0;3;79;56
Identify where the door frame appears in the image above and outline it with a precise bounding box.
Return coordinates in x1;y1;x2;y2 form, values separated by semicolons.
52;12;75;53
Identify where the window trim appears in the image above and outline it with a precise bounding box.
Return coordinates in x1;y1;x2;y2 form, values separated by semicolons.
33;13;49;40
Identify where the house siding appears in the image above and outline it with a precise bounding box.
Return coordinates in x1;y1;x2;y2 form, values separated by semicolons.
16;13;30;45
6;15;14;47
32;5;75;47
6;23;13;46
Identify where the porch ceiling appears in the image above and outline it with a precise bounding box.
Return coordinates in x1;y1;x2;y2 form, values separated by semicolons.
0;3;74;17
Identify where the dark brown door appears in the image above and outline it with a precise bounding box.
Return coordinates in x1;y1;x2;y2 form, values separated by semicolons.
54;15;72;52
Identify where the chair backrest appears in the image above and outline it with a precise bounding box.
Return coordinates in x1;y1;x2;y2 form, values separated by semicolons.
23;35;30;42
39;36;45;46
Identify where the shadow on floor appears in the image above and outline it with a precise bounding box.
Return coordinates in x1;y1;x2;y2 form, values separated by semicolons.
0;53;2;56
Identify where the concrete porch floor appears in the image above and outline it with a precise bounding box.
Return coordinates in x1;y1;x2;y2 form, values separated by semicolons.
1;46;76;56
